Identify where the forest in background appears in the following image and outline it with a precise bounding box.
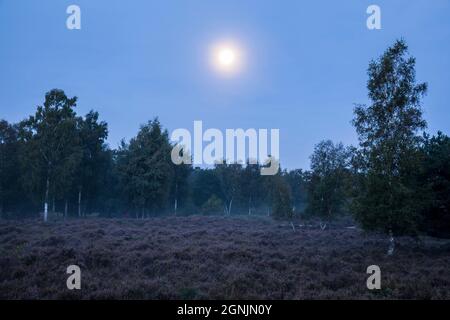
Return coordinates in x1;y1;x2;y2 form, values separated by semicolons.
0;40;449;243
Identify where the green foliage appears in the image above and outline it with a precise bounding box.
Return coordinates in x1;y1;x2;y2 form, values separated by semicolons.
305;140;351;221
18;89;82;216
1;78;447;230
240;161;262;215
0;120;23;217
117;118;174;217
284;169;308;213
190;168;222;208
351;39;428;236
75;110;109;216
419;132;450;237
170;148;192;214
214;162;242;215
270;175;293;220
201;195;223;215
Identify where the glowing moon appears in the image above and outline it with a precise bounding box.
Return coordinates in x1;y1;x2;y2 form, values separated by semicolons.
218;48;236;67
210;41;243;75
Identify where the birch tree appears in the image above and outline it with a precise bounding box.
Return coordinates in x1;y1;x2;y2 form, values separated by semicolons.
214;162;242;215
19;89;80;222
351;40;427;254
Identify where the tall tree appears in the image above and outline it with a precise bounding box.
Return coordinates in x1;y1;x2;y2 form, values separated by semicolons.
306;140;351;229
270;174;293;220
0;120;21;217
19;89;81;222
75;111;108;217
190;168;222;209
214;161;242;215
352;40;428;253
284;169;308;213
171;161;192;215
240;161;262;215
419;132;450;238
118;118;173;218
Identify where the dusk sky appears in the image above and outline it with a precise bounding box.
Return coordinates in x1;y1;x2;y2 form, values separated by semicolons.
1;0;449;169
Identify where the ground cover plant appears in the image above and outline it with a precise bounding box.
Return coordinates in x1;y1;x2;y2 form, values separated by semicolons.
1;216;449;300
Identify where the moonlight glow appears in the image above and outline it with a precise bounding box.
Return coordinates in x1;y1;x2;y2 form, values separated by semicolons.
210;41;243;75
218;48;236;67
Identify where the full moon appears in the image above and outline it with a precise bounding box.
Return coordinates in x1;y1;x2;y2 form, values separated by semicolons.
210;41;243;75
218;48;236;67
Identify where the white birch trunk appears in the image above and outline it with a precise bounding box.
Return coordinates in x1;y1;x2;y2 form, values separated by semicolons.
78;187;82;218
174;183;178;215
44;176;49;222
387;229;395;255
228;198;233;215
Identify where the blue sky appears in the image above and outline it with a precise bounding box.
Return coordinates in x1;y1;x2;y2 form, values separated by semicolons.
0;0;449;169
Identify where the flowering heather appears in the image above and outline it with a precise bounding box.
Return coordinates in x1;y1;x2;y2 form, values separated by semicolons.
0;216;449;299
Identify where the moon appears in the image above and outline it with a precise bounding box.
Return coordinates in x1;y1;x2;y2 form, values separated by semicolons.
210;41;243;75
218;48;236;67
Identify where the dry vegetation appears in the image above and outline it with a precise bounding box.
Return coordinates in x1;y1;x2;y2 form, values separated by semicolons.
0;216;449;299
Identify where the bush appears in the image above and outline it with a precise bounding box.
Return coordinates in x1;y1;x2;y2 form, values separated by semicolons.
201;195;224;215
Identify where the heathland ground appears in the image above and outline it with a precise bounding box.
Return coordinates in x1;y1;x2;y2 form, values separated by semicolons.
1;216;449;299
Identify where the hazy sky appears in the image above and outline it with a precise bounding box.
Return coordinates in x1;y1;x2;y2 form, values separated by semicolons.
1;0;449;169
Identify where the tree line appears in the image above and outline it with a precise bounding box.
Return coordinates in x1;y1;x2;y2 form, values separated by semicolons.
0;39;449;242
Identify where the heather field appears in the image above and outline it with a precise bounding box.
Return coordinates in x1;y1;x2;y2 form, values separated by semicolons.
0;216;449;300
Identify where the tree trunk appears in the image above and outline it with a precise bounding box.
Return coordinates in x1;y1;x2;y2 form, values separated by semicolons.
228;198;233;215
387;229;395;255
78;187;82;218
291;221;296;232
174;183;178;215
64;200;68;219
52;196;55;214
44;176;49;222
248;198;251;215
